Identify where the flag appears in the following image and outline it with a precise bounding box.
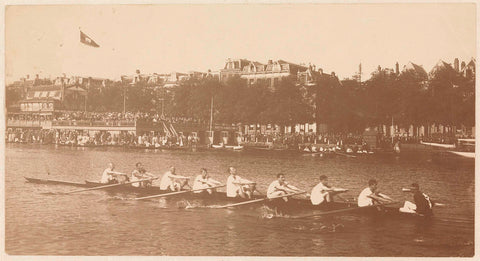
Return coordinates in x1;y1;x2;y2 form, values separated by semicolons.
80;30;100;48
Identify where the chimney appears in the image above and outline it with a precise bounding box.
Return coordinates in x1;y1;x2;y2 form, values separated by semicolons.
461;61;466;71
26;74;30;79
136;69;141;74
312;64;316;71
331;72;336;77
268;60;273;65
395;62;399;75
35;74;39;80
454;58;459;72
318;68;323;74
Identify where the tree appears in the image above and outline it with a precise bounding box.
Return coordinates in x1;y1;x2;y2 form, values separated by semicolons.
266;76;312;129
5;87;22;108
363;68;400;126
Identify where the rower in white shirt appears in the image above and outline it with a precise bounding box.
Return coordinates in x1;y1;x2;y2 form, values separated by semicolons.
100;162;128;184
192;168;222;194
226;167;256;199
267;173;303;202
310;175;348;205
131;162;156;188
160;166;190;191
357;179;393;207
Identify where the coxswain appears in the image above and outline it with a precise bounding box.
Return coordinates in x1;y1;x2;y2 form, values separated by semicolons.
357;179;393;207
160;166;190;191
131;162;156;188
310;175;348;205
399;183;433;216
192;168;222;194
100;162;127;184
226;167;256;199
267;173;303;202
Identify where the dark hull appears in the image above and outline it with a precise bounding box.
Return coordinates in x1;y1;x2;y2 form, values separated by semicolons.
25;177;422;218
24;177;89;187
84;180;163;195
85;180;265;203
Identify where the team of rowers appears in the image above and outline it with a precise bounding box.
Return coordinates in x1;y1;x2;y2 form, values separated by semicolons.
101;162;433;216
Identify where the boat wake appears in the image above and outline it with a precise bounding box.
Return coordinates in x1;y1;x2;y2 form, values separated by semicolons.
103;196;129;201
176;200;209;209
290;223;345;233
181;203;221;209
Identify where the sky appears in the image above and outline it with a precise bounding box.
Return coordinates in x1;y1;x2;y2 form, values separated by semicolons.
5;3;477;84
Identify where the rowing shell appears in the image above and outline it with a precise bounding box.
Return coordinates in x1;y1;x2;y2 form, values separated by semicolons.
26;177;347;210
24;177;428;218
24;177;89;187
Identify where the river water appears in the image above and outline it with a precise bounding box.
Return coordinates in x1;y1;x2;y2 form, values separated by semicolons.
5;143;475;256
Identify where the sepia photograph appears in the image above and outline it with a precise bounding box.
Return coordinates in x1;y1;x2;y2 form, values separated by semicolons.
3;2;477;258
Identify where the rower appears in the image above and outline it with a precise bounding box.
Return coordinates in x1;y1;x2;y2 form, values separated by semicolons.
310;175;347;205
357;179;393;207
226;167;256;199
192;168;222;194
131;162;156;188
267;173;302;202
399;183;433;216
100;162;127;184
160;166;190;191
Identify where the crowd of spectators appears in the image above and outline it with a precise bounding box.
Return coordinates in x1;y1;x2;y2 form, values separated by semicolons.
244;132;368;147
6;125;474;154
6;111;474;152
5;128;200;148
8;111;207;126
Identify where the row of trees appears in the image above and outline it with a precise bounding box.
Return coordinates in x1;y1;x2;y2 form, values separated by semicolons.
6;63;474;134
165;65;474;134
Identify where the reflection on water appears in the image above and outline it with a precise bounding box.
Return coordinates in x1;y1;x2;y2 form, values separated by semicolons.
5;143;474;256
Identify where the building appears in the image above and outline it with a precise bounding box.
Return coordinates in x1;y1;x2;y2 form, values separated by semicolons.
121;70;214;88
7;74;53;99
53;75;111;90
220;58;309;87
460;58;476;79
402;62;428;81
297;65;338;87
219;59;252;82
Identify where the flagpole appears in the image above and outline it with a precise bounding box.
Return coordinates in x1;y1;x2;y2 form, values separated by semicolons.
209;96;213;132
123;85;126;114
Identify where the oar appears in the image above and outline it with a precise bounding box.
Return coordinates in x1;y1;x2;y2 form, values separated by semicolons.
134;184;226;200
64;177;158;194
378;193;394;201
335;193;350;203
292;201;399;219
216;191;307;209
